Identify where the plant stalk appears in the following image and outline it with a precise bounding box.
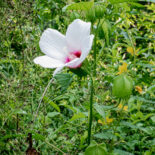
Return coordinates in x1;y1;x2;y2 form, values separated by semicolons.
93;19;100;76
88;78;94;145
93;33;97;76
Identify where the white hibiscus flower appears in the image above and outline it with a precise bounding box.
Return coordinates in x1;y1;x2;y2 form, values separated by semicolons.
34;19;94;76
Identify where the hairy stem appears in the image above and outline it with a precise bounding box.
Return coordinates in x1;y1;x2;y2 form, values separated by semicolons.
88;78;94;145
93;19;100;76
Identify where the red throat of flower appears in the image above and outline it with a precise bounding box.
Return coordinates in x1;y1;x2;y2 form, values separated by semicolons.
65;51;82;68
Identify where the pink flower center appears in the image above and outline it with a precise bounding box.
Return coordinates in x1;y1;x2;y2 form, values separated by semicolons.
65;51;82;68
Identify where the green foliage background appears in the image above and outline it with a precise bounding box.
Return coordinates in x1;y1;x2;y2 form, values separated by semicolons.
0;0;155;154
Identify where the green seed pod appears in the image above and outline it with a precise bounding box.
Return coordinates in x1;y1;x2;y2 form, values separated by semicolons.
112;74;133;99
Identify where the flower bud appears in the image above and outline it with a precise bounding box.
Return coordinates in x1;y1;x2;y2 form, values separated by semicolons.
112;74;133;99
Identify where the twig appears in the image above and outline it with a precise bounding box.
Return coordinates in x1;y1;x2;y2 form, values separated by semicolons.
34;78;54;121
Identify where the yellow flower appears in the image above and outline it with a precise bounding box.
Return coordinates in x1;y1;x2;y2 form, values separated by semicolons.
118;104;123;109
123;106;128;111
135;86;143;94
106;117;113;124
150;61;155;65
127;47;139;56
117;62;128;75
118;104;128;111
98;117;113;125
98;119;103;124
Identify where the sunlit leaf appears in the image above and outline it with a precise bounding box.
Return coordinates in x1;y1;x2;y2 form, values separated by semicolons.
101;20;111;46
69;112;86;122
94;132;116;140
62;0;94;11
44;97;60;112
113;149;133;155
151;116;155;123
47;112;60;118
109;0;138;4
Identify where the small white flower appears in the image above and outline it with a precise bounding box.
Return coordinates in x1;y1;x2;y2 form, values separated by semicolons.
34;19;94;76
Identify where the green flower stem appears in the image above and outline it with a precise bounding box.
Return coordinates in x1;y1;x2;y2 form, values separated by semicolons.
133;47;136;69
93;33;97;76
88;77;94;145
127;29;136;69
87;19;100;145
131;39;136;69
93;19;100;76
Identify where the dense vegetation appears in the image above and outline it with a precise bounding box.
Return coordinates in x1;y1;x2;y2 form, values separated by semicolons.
0;0;155;154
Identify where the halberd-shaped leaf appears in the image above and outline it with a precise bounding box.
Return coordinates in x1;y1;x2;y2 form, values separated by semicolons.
85;141;107;155
54;73;73;91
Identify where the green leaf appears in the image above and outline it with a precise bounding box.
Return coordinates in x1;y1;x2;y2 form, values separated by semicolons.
143;113;154;121
109;0;138;4
47;112;60;118
80;131;88;148
69;112;86;122
144;151;152;155
70;67;88;77
0;59;21;64
63;0;94;11
60;103;78;113
139;0;155;2
14;109;27;115
120;121;137;129
94;132;116;140
32;133;45;141
128;2;145;7
54;73;73;91
44;97;60;112
133;96;155;104
113;149;134;155
94;103;106;119
85;141;107;155
147;84;155;93
101;20;111;46
151;115;155;123
0;134;25;141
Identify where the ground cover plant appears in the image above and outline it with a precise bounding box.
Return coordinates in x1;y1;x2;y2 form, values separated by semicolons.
0;0;155;154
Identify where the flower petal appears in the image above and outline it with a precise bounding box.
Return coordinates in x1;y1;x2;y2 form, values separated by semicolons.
79;34;94;63
66;19;91;52
65;58;79;68
34;56;65;68
66;35;94;68
39;28;66;61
